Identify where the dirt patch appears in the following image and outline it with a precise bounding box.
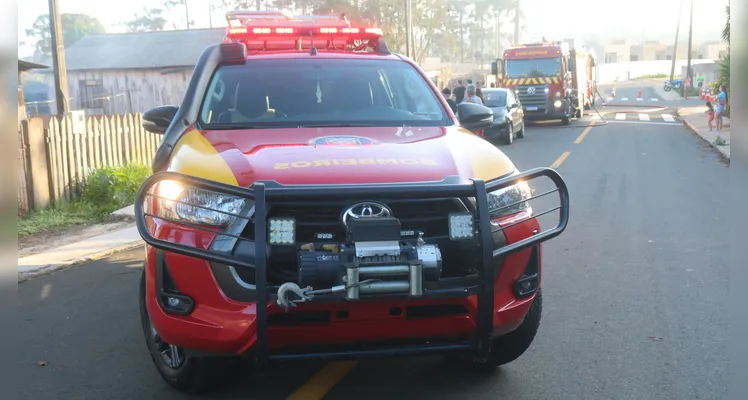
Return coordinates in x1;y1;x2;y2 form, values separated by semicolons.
18;216;135;258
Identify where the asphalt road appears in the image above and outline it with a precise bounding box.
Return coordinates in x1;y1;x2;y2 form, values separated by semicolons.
12;90;729;399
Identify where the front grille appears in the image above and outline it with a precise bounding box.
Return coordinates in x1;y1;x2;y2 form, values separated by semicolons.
236;198;471;285
516;84;549;106
267;198;466;243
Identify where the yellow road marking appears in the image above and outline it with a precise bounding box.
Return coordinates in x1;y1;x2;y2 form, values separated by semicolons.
287;361;358;400
574;122;596;144
551;152;571;169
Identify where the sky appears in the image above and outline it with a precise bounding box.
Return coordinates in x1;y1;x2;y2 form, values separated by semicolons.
17;0;728;57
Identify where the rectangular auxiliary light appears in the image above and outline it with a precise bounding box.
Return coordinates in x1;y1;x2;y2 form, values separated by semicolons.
269;218;296;245
448;212;475;240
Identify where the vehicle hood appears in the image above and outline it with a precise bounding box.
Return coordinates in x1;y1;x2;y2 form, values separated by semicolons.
168;126;516;187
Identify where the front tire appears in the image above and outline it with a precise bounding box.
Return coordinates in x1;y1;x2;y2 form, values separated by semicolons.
447;289;542;372
139;268;246;394
503;124;514;145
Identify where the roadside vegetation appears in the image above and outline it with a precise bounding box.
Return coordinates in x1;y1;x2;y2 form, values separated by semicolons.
638;73;669;79
19;164;151;237
711;3;730;115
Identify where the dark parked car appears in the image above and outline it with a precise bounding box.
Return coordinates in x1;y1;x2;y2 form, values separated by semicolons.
482;88;525;145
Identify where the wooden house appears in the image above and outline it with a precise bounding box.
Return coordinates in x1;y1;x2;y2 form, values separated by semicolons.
28;28;226;115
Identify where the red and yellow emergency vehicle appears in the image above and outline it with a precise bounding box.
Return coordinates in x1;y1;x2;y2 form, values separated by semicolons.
132;10;569;394
495;40;596;125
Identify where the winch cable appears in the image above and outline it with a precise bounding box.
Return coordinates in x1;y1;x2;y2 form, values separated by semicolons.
276;278;384;311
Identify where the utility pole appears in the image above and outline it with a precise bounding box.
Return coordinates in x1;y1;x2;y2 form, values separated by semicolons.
208;0;213;28
404;0;413;59
668;0;683;84
496;11;501;58
185;0;191;29
685;0;694;96
513;0;520;44
459;11;464;63
48;0;69;114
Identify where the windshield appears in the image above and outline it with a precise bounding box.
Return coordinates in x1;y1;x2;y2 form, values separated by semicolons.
483;90;507;107
504;58;561;78
199;59;450;128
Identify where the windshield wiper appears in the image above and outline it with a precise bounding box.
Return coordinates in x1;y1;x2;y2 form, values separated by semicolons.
295;122;381;128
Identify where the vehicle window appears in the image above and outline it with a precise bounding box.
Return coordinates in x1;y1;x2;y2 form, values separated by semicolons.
504;58;561;78
199;59;450;128
484;90;507;108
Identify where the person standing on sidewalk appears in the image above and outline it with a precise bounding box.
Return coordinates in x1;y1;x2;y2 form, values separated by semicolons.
453;80;467;104
715;85;727;131
697;73;705;90
442;87;458;114
705;100;715;131
461;84;483;105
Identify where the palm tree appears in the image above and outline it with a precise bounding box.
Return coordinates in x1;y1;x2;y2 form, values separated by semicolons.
722;3;729;45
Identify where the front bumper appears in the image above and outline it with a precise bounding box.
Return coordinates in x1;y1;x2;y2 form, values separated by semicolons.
135;168;569;366
484;121;509;141
522;98;568;121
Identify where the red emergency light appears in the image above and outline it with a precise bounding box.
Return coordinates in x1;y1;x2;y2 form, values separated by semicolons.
225;10;383;41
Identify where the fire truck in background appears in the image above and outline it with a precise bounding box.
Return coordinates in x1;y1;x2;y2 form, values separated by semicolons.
492;39;596;125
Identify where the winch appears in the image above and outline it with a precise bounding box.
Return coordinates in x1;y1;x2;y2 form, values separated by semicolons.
276;216;443;311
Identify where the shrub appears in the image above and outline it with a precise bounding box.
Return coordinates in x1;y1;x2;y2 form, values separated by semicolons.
81;164;152;211
676;85;700;98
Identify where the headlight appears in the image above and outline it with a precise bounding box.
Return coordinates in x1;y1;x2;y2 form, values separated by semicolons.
155;180;248;227
487;180;533;218
553;100;563;108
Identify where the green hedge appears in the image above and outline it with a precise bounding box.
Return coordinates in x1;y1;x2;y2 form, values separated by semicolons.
81;164;152;211
19;164;152;237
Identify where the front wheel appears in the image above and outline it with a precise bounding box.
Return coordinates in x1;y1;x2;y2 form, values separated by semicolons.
445;289;542;372
503;124;514;145
664;85;672;92
139;269;247;394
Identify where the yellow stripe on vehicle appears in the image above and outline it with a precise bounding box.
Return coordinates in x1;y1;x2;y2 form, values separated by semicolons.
169;129;239;186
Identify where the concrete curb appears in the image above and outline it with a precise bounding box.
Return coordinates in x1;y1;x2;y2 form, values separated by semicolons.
676;109;730;160
18;225;144;283
18;241;144;283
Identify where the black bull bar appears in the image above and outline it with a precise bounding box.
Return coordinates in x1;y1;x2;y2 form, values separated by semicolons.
134;167;569;366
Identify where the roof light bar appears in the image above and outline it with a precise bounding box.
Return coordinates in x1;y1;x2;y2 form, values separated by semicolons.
222;10;387;54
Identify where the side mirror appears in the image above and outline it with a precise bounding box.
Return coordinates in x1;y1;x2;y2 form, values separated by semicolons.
142;105;179;134
457;103;494;131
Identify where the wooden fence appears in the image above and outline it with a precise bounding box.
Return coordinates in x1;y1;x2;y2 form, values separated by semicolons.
18;112;161;212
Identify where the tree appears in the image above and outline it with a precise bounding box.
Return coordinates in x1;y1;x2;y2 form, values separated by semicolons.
718;2;729;113
25;13;106;57
722;3;729;45
125;8;168;32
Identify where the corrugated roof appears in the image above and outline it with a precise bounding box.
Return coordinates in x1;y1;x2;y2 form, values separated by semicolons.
31;28;228;71
19;59;49;71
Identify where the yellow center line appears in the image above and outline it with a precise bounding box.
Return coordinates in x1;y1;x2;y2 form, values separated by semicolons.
287;361;359;400
573;122;596;144
551;152;571;169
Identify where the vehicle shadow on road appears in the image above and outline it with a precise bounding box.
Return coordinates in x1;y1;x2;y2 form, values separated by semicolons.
13;250;327;399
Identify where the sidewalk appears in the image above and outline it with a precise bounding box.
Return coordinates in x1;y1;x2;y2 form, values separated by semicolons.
18;206;141;282
653;83;682;101
677;106;731;159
